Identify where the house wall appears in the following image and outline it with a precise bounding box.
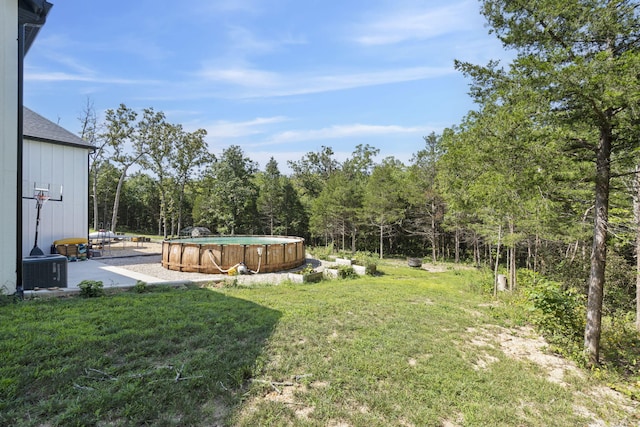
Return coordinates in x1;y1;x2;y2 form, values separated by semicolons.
0;2;18;294
22;139;90;258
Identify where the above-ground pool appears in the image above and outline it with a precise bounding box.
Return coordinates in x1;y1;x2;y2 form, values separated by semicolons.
161;235;306;274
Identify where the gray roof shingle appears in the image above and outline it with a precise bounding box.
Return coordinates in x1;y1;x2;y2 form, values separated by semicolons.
23;107;93;149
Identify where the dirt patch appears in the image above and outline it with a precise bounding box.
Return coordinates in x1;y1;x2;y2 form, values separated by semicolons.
466;325;639;424
468;325;583;385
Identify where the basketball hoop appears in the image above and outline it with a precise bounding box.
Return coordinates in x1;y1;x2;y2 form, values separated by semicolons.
30;188;50;256
22;183;63;256
34;189;50;208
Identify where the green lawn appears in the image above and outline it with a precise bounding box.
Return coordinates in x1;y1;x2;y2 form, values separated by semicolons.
1;262;637;426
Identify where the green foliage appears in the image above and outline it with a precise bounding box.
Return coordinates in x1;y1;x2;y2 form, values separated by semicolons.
336;265;357;279
362;157;407;258
197;145;258;234
0;293;21;306
77;280;105;298
297;264;316;275
308;245;334;261
352;251;379;275
131;280;148;293
518;270;585;356
288;145;339;200
599;314;640;395
603;253;636;318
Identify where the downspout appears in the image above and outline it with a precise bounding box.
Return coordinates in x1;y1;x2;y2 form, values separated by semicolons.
17;0;53;296
16;23;25;296
88;147;95;254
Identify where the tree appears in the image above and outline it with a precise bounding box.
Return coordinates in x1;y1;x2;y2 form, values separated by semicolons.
406;133;444;262
309;171;350;249
342;144;379;252
469;0;640;364
288;146;339;200
119;172;160;233
256;157;285;235
89;161;120;230
101;104;141;233
172;127;210;235
137;108;175;237
281;178;308;238
199;145;257;234
78;97;106;231
362;157;407;258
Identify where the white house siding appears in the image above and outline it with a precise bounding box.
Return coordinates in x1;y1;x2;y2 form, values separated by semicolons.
0;2;18;294
22;139;89;258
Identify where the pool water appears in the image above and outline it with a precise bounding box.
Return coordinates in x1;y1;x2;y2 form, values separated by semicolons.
174;236;296;245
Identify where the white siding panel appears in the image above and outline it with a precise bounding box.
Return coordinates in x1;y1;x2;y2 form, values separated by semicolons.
22;140;89;258
0;2;18;293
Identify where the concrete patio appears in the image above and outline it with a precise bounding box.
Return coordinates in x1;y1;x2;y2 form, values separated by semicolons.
22;246;323;298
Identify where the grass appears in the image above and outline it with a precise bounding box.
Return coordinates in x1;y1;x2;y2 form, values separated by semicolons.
1;261;637;426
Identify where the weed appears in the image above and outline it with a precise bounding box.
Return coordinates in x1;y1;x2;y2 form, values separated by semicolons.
337;265;357;279
352;252;378;275
131;280;148;293
77;280;104;298
296;264;316;275
308;245;334;261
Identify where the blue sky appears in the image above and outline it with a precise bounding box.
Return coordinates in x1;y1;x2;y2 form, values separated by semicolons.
24;0;508;172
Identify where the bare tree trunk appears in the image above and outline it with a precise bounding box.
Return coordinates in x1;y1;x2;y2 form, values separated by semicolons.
474;233;480;266
633;164;640;331
584;126;612;366
92;170;99;230
110;166;129;233
493;225;502;297
270;214;274;235
351;225;356;254
431;201;437;263
509;220;516;291
534;233;540;273
379;224;384;259
454;227;460;263
177;182;185;236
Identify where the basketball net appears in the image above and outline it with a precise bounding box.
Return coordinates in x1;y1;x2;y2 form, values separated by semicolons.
34;190;50;208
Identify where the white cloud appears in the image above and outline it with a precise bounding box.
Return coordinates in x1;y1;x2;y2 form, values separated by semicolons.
24;68;161;85
353;1;478;46
198;65;454;97
205;116;289;139
198;0;262;13
226;26;279;55
268;123;430;145
225;25;307;56
199;66;280;88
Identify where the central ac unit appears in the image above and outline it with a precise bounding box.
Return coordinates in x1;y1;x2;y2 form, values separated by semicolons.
22;255;68;290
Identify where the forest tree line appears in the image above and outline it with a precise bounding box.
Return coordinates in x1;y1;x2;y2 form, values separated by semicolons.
82;0;639;364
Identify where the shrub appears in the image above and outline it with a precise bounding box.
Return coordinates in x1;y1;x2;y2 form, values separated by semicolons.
352;252;378;275
337;265;357;279
309;245;334;261
603;253;635;319
132;280;148;293
519;270;585;355
295;264;315;275
77;280;104;298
